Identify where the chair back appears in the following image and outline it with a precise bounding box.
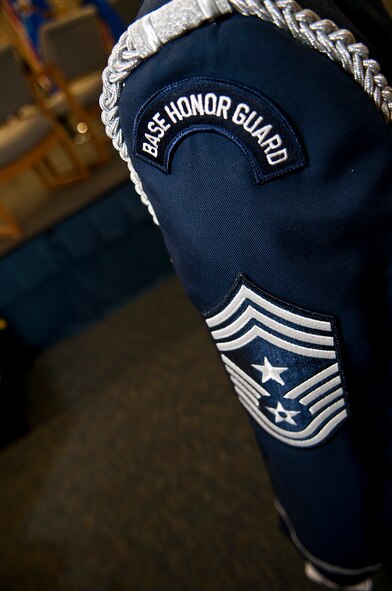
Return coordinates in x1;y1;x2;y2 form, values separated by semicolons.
39;6;108;81
0;46;33;123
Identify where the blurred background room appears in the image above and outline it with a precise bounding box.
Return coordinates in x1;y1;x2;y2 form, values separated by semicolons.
0;1;391;590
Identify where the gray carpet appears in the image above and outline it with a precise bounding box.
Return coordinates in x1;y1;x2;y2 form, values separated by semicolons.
0;276;391;591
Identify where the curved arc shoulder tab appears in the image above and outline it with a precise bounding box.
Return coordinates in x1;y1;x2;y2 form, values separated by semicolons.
100;0;392;223
133;78;307;184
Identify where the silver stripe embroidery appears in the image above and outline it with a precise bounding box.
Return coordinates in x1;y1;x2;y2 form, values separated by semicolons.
238;389;348;446
300;375;342;405
206;276;349;448
283;363;339;399
216;324;337;358
224;354;346;442
308;387;344;415
207;284;332;330
211;304;334;345
223;355;271;397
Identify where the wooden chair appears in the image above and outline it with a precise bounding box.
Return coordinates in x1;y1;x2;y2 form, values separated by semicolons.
0;45;90;240
39;6;110;165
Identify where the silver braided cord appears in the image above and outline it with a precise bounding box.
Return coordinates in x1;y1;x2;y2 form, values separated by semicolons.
100;0;392;224
101;30;156;220
230;0;392;118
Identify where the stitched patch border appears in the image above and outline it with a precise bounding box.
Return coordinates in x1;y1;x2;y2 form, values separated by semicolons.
133;77;307;184
204;274;350;448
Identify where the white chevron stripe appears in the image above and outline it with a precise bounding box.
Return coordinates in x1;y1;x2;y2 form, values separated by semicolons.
237;390;348;447
227;368;269;401
229;375;261;405
231;377;260;407
222;355;270;397
235;383;345;440
206;285;332;331
216;325;336;359
284;363;339;399
300;376;342;406
309;388;344;415
211;304;335;346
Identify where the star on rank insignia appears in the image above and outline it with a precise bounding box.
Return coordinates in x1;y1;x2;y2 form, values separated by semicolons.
204;274;350;448
266;401;300;425
252;357;287;385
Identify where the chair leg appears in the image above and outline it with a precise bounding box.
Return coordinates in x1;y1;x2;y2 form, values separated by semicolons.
53;125;91;182
86;123;110;166
59;132;90;179
33;160;58;189
69;110;109;166
80;111;111;165
35;131;91;187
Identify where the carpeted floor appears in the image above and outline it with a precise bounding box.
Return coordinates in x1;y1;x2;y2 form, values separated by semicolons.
0;276;391;591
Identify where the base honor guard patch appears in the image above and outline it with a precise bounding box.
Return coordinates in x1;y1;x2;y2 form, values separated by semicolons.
205;275;350;448
133;78;306;184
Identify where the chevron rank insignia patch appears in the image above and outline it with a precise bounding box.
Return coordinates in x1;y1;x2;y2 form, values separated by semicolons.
205;275;350;448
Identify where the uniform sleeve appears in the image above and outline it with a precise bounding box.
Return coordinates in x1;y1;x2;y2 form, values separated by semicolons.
102;0;392;584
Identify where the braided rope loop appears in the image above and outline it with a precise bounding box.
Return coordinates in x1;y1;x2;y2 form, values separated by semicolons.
100;0;392;224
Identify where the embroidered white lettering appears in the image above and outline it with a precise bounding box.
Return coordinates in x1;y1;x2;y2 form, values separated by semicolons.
142;142;158;158
266;148;288;165
261;134;282;153
190;93;205;116
204;93;218;115
244;112;263;133
244;111;263;134
165;101;183;123
216;95;232;119
177;96;193;118
142;91;291;169
252;124;272;145
144;133;161;148
147;121;165;137
232;102;250;125
231;103;289;163
152;112;170;131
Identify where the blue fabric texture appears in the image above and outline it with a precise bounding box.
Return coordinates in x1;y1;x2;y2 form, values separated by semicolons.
120;1;392;585
0;184;171;348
